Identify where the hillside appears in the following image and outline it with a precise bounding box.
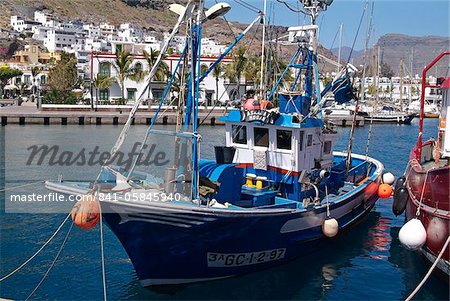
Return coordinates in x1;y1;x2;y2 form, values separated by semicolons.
332;34;450;76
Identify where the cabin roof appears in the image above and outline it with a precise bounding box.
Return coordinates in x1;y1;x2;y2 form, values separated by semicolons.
219;109;323;128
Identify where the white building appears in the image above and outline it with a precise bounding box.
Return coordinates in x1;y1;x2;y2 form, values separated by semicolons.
59;21;85;34
85;38;111;52
83;24;101;39
32;26;49;40
118;23;143;42
10;16;40;32
44;29;77;52
34;11;60;28
201;38;227;56
164;33;187;53
88;53;238;106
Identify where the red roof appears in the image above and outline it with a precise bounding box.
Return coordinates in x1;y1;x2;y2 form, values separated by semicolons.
441;77;450;89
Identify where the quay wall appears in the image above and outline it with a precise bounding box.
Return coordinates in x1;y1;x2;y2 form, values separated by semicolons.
0;104;364;127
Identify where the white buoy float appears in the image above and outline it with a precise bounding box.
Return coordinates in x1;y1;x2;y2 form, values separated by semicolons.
322;218;339;238
382;172;395;185
399;218;427;250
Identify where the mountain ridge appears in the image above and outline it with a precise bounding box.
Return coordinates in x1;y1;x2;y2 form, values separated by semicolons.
1;0;448;76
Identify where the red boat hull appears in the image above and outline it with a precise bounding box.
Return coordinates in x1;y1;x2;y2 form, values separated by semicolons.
405;144;450;276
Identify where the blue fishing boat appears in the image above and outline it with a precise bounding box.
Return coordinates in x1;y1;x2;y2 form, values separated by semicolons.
46;0;386;286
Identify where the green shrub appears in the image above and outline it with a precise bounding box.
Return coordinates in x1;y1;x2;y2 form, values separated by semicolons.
42;89;80;104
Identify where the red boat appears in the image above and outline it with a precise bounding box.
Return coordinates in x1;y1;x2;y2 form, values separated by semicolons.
394;51;450;278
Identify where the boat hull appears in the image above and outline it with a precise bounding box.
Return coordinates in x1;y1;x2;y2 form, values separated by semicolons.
45;153;384;286
101;188;379;286
364;113;415;124
404;146;450;277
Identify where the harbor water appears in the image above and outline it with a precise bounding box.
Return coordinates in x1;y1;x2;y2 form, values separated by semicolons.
0;119;448;300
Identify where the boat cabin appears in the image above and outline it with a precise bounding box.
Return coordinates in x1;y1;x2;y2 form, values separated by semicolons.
439;77;450;159
199;103;342;208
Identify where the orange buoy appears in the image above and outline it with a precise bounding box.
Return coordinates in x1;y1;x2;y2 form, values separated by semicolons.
378;183;393;199
70;194;100;229
260;100;274;110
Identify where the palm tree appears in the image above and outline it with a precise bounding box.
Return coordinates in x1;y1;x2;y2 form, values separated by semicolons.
224;46;248;99
31;66;41;102
113;50;134;100
142;49;169;105
243;56;260;90
93;74;115;107
18;82;28;104
142;49;169;81
212;63;222;104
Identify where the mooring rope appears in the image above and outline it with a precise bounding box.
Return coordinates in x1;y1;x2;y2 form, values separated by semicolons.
25;221;74;300
405;235;450;301
0;213;71;282
0;181;44;192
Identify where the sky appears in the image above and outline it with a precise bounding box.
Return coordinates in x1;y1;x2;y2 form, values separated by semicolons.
205;0;450;50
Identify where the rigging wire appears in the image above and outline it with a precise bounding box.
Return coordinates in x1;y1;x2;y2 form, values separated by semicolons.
346;4;367;64
276;0;310;15
232;0;261;13
25;221;74;301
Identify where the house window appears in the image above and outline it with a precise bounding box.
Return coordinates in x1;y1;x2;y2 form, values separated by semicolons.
232;125;247;145
299;131;304;151
99;89;109;101
40;75;46;85
276;129;292;150
152;88;164;103
254;127;269;147
127;88;136;100
116;44;123;53
307;134;313;147
99;62;110;76
24;75;31;84
323;141;332;154
205;90;213;106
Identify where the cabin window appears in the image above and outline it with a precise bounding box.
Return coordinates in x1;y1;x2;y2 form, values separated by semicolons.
277;129;292;150
323;141;332;154
307;134;313;147
299;131;304;151
232;125;247;145
254;127;269;147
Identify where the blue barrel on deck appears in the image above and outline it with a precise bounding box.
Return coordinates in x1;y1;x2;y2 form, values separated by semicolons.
279;93;311;116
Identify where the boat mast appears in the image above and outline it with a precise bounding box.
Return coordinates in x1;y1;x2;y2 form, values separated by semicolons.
400;58;404;111
337;23;343;74
259;0;267;99
346;0;370;171
409;48;413;107
375;45;380;109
